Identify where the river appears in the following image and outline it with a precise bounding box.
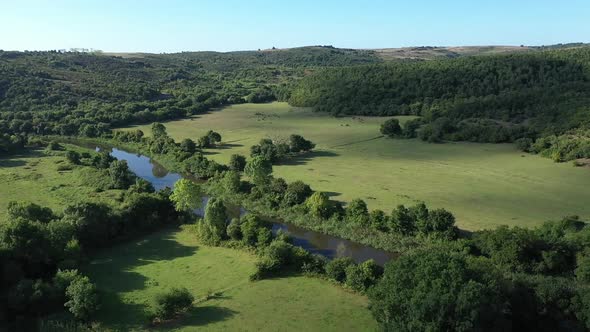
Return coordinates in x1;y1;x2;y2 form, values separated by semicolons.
108;147;397;265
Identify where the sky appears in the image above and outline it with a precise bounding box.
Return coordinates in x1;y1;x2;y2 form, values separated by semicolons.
1;0;589;53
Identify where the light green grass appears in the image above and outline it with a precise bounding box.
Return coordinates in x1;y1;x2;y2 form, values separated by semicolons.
0;149;122;220
123;102;590;230
85;229;377;331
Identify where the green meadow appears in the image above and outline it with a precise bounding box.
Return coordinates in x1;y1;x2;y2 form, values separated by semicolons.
85;228;377;332
0;148;122;221
123;102;590;230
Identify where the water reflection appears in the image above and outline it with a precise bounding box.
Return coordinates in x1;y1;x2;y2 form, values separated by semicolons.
105;147;397;265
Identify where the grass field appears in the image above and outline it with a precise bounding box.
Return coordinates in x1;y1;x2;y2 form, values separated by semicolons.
0;148;122;221
85;228;377;331
123;102;590;230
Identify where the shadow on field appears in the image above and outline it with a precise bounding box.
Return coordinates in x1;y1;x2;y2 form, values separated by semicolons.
0;149;45;168
217;143;244;150
173;306;238;329
88;230;198;329
280;150;339;166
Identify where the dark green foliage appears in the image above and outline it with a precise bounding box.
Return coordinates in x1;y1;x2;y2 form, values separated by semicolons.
301;254;328;275
62;202;113;249
152;287;194;321
345;199;369;225
220;170;241;193
289;134;315;153
251;135;315;163
179;138;197;154
380;119;402;137
197;198;228;245
206;130;222;145
251;239;311;280
244;156;273;186
228;154;247;172
7;201;55;223
530;128;590;162
389;205;416;235
325;257;355;283
226;218;242;240
289;47;590;144
92;151;115;169
108;160;134;189
239;214;270;246
369;248;505;332
345;259;383;292
283;180;312;206
64;276;99;321
65;150;81;164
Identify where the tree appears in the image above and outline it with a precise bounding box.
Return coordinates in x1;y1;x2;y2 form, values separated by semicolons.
228;154;247;172
220;170;241;193
345;259;383;292
305;191;332;219
380;119;402;138
93;150;114;169
152;287;194;321
240;214;268;246
369;209;387;231
179;138;196;154
64;276;99;321
244;156;273;186
423;208;456;235
62;202;112;249
289;134;315;153
369;249;505;331
390;205;416;235
199;197;228;244
197;135;211;148
169;179;203;212
151;122;167;139
207;130;222;144
108;160;134;189
283;180;313;206
326;257;355;282
345;199;369;225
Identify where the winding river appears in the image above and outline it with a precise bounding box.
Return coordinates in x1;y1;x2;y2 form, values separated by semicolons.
108;147;397;265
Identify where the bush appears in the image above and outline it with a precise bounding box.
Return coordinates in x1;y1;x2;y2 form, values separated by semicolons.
302;254;328;275
380;119;402;137
64;276;99;321
325;257;355;283
344;259;383;292
152;287;194;321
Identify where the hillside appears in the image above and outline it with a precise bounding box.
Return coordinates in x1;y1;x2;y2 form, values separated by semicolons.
289;46;590;145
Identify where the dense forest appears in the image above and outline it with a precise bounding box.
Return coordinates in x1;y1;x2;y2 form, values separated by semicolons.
289;47;590;146
0;46;378;140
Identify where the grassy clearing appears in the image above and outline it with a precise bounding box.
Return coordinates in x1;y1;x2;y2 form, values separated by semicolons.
85;228;377;331
123;102;590;230
0;148;122;221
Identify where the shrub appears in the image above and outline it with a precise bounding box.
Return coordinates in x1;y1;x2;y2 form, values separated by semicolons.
325;257;356;283
380;119;402;137
344;259;383;292
152;287;194;321
64;276;99;321
302;254;328;275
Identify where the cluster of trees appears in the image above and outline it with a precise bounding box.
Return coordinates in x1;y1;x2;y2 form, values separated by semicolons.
250;134;315;163
517;128;590;162
369;216;590;331
112;123;228;179
290;47;590;144
0;146;180;327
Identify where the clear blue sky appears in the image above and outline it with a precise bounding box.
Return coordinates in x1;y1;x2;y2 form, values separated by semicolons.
1;0;589;53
